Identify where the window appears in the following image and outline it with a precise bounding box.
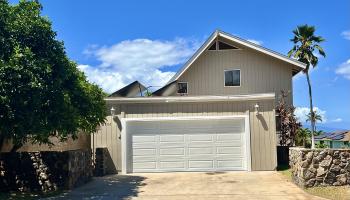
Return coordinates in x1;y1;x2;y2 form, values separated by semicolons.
177;82;188;94
224;70;240;86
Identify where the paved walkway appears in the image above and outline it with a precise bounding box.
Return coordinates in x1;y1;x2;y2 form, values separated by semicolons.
45;171;325;200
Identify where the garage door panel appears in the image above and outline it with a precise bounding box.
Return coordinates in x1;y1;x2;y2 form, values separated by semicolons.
133;161;157;170
132;135;157;143
158;143;187;148
188;134;214;142
189;160;214;169
188;147;214;155
128;117;248;172
159;147;185;155
217;160;244;168
160;161;186;169
133;148;156;156
215;141;242;147
159;134;184;142
216;146;242;155
216;133;242;141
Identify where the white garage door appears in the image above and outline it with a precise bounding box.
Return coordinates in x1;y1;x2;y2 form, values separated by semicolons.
124;117;249;173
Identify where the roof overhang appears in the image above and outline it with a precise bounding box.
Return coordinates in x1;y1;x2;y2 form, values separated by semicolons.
109;81;146;97
105;93;275;104
168;30;306;83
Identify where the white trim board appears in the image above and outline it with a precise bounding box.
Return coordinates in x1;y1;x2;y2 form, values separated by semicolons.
106;93;275;104
121;115;251;174
168;30;306;83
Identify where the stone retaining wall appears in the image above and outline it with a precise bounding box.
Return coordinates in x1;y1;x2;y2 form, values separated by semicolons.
0;149;92;192
94;147;108;176
289;147;350;187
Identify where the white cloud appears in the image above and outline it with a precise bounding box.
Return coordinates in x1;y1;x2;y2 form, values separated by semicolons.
247;39;263;45
335;59;350;80
341;30;350;40
331;118;343;122
295;107;327;123
79;38;200;93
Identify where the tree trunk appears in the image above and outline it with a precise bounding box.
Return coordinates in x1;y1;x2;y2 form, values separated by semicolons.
305;71;315;149
10;143;22;153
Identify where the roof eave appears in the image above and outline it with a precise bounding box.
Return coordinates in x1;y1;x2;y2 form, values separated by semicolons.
105;93;275;104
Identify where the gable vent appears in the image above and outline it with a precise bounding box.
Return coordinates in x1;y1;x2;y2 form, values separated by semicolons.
208;41;238;51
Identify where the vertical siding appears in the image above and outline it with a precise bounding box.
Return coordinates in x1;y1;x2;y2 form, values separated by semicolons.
177;47;293;104
93;100;277;172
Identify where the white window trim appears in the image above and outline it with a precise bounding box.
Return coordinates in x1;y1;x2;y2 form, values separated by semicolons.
176;81;188;94
224;69;241;87
120;114;251;174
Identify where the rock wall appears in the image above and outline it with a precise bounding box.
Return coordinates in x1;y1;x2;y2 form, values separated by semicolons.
289;147;350;187
94;147;108;176
0;149;92;192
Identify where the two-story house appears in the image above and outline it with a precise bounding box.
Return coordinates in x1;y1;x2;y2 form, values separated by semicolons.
94;30;306;174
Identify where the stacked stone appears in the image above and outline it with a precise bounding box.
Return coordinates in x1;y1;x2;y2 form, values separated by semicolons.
30;152;58;192
290;148;350;187
94;148;108;176
0;149;92;192
0;160;7;191
67;150;93;188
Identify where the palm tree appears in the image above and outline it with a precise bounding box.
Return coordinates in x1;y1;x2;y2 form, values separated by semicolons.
288;25;326;149
306;111;323;131
296;128;311;147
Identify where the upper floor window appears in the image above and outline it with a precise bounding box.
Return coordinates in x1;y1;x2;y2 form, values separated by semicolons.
208;41;238;51
177;82;188;94
224;70;240;87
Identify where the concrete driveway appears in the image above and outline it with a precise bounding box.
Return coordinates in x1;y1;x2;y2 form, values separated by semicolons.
46;171;324;200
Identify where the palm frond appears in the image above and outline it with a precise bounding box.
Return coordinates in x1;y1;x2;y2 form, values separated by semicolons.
314;44;326;57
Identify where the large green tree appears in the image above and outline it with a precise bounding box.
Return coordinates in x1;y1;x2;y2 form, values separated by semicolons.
288;25;326;149
0;0;106;151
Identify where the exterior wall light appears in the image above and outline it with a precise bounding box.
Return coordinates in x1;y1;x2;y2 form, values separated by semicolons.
110;107;116;117
254;103;260;115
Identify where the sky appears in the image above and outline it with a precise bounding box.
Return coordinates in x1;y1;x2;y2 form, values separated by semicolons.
10;0;350;130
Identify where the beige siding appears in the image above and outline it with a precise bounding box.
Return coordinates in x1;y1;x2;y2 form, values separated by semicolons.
93;100;277;171
176;44;294;104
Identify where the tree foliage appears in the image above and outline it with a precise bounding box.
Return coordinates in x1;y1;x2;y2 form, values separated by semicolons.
295;128;311;147
288;24;326;149
0;0;106;151
276;91;301;146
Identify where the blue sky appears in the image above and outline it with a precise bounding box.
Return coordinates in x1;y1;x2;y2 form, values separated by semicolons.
10;0;350;130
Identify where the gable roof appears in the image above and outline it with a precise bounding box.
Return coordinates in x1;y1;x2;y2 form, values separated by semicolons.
168;29;306;83
109;81;146;97
152;80;177;96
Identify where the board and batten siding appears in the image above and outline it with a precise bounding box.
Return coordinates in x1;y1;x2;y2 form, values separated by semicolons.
176;44;294;104
92;99;277;172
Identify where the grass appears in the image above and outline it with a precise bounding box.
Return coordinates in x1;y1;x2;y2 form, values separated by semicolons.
305;186;350;200
277;165;350;200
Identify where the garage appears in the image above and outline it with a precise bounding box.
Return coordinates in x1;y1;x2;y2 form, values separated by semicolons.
121;116;251;173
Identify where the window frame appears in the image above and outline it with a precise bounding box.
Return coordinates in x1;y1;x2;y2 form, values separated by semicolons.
224;69;241;87
176;81;188;94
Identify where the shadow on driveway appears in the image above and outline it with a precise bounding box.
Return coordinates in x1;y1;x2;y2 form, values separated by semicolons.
45;175;146;200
